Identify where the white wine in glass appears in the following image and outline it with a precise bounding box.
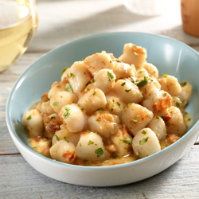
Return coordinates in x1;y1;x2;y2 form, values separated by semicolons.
0;0;38;72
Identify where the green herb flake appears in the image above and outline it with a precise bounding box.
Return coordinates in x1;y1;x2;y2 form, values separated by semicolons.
125;89;131;92
62;66;68;74
90;78;95;83
53;101;59;107
65;83;73;92
162;92;167;97
162;73;168;78
139;137;149;145
136;76;148;87
107;71;115;81
95;148;104;157
121;82;126;86
97;108;104;112
141;130;147;135
92;90;96;96
116;102;121;107
175;102;181;108
67;72;75;78
88;140;94;145
63;107;70;118
180;81;187;87
54;134;59;141
121;138;132;145
26;115;32;120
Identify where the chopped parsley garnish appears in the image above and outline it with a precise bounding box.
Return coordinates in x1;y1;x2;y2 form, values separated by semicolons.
65;83;73;92
62;66;68;74
116;102;121;107
54;134;59;141
88;140;94;145
26;115;32;120
95;148;104;157
63;107;70;118
139;137;149;145
180;81;187;87
121;82;126;86
53;101;59;107
162;73;168;77
136;76;148;87
92;90;96;96
90;78;95;83
125;89;131;92
67;72;75;78
97;108;104;112
175;102;181;108
162;92;167;97
121;138;132;144
141;130;147;135
107;71;114;81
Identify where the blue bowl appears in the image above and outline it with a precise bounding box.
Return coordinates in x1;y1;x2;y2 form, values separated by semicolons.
6;32;199;186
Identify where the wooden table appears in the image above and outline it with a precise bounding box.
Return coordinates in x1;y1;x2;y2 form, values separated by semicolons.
0;0;199;198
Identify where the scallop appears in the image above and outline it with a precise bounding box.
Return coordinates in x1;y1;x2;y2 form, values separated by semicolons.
122;103;153;135
143;62;159;78
111;127;132;157
148;116;167;140
132;128;161;158
30;137;51;156
113;61;136;79
94;69;116;93
84;51;114;75
78;88;107;114
179;81;192;107
88;111;120;138
164;106;186;135
114;79;143;104
22;109;44;137
76;131;107;161
159;75;182;96
142;89;172;114
119;43;147;68
61;61;92;94
50;140;76;163
50;90;77;113
106;95;125;115
52;129;80;146
59;104;86;133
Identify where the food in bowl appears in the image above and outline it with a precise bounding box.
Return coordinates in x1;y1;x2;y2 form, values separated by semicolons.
22;43;192;166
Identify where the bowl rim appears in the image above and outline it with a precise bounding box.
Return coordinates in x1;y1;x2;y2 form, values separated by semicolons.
6;31;199;170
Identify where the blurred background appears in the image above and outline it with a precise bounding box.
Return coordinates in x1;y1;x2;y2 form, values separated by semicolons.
1;0;199;72
29;0;199;52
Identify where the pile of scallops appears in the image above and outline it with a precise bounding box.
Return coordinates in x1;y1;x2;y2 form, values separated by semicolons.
23;43;192;166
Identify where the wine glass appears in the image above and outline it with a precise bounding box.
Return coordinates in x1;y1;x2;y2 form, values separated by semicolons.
0;0;38;72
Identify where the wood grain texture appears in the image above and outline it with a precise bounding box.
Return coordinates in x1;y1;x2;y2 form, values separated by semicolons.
0;53;43;154
0;146;198;199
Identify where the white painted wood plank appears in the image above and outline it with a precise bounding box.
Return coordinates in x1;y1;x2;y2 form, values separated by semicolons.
0;146;198;199
28;0;199;52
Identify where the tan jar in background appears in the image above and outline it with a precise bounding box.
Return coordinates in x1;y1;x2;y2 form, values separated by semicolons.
181;0;199;37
